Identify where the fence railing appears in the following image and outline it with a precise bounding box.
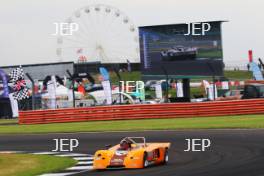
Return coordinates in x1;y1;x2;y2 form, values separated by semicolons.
19;99;264;125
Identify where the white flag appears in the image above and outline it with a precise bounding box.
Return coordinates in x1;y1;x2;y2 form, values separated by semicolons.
102;80;112;105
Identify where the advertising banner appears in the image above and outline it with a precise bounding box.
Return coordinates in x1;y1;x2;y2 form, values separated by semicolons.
9;93;19;118
102;80;112;105
47;76;57;109
222;81;229;90
176;82;184;97
208;84;218;100
155;83;163;99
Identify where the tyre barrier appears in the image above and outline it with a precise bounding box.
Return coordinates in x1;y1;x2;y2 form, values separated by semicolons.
19;99;264;125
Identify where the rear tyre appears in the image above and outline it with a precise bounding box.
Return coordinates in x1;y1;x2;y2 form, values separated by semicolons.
143;153;149;168
163;149;169;164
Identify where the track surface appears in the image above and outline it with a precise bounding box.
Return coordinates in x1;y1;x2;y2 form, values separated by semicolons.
1;129;264;176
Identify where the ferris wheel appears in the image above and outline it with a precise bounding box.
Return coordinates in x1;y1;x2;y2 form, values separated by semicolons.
56;4;140;64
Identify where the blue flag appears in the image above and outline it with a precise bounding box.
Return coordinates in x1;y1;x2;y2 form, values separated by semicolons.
99;67;110;81
0;69;9;98
250;62;263;80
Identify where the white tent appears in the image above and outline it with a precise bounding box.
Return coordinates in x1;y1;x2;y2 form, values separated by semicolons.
42;85;82;99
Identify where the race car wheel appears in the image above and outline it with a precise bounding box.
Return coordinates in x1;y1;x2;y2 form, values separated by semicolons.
143;153;149;168
164;149;169;164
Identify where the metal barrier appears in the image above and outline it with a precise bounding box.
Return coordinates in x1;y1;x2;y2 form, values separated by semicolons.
19;99;95;110
19;99;264;125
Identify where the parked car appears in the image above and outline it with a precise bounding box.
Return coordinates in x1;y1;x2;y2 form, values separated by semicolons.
242;84;264;99
216;89;243;101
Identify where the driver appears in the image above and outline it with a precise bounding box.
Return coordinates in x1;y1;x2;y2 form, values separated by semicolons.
119;139;132;150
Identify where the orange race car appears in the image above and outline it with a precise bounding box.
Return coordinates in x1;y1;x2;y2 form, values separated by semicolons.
93;137;171;170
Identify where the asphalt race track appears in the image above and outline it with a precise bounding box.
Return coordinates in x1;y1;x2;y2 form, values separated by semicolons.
1;129;264;176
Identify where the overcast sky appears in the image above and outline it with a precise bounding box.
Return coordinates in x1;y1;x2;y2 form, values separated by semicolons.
0;0;263;67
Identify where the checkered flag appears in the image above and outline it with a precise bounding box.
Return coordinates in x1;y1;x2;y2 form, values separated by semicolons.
13;87;30;100
9;66;30;100
9;66;24;82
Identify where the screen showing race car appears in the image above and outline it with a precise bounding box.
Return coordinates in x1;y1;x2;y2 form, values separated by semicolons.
139;21;225;79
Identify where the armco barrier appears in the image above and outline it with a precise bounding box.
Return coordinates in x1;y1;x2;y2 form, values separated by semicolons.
19;99;264;125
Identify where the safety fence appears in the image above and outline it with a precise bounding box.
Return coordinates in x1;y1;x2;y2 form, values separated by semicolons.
19;99;264;125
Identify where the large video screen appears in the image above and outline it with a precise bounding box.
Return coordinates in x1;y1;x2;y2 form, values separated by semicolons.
139;21;225;79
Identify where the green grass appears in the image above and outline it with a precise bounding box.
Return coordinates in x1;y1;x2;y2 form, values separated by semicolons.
110;71;142;84
197;50;223;58
146;87;204;99
224;70;252;80
0;115;264;134
108;70;252;83
0;153;77;176
0;119;18;125
106;70;253;99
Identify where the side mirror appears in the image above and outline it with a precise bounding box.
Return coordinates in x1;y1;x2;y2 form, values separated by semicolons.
105;144;112;149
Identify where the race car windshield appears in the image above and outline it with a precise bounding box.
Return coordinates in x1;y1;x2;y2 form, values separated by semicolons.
121;137;146;147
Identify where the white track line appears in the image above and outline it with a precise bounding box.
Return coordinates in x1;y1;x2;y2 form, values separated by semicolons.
77;161;93;165
67;166;93;170
0;151;23;154
33;152;60;155
39;172;79;176
73;157;93;161
56;153;90;157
